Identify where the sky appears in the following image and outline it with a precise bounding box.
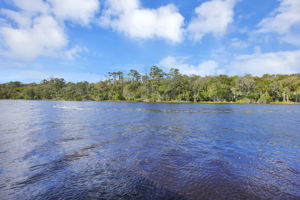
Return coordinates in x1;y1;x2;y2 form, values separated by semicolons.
0;0;300;83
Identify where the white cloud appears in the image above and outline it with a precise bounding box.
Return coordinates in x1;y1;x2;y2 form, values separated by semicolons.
100;0;184;43
1;9;32;28
65;46;87;59
48;0;100;26
0;0;100;60
12;0;50;14
228;50;300;76
160;56;224;76
257;0;300;46
187;0;236;40
1;15;67;60
161;50;300;76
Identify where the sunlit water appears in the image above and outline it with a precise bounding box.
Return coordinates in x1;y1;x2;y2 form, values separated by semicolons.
0;100;299;200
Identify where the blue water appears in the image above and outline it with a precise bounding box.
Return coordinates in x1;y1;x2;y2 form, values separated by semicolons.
0;100;299;200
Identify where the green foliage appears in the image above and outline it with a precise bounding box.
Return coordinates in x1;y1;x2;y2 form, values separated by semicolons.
236;98;252;104
257;94;273;104
0;69;300;104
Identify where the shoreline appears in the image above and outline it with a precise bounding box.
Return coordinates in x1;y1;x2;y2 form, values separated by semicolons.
1;99;300;105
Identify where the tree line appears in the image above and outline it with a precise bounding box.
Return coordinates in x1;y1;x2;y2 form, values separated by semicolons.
1;66;300;103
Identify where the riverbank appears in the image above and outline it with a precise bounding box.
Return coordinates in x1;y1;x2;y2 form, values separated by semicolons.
101;99;300;104
1;99;300;104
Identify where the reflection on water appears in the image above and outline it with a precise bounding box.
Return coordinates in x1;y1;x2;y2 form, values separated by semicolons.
0;100;300;200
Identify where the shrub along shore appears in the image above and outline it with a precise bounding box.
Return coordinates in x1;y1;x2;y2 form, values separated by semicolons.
1;67;300;104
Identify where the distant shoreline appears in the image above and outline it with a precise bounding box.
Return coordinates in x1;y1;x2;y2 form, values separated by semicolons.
1;72;299;104
1;99;299;105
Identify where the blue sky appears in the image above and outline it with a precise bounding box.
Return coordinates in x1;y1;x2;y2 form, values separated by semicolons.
0;0;300;83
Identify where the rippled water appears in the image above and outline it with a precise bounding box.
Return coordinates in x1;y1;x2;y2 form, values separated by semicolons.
0;100;299;200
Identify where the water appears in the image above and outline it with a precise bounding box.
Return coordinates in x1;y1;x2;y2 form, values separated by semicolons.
0;100;299;200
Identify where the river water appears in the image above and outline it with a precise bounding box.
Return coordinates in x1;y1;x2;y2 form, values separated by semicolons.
0;100;299;200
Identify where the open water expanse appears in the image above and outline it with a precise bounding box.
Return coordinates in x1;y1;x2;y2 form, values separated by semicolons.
0;100;299;200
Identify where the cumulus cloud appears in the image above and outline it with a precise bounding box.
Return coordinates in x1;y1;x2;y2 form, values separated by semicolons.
161;50;300;77
257;0;300;46
0;0;100;60
1;10;32;28
1;15;67;60
227;50;300;76
48;0;99;26
160;56;224;76
187;0;236;40
100;0;184;43
12;0;50;14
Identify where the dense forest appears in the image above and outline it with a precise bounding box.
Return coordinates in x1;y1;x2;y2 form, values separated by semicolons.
1;66;300;103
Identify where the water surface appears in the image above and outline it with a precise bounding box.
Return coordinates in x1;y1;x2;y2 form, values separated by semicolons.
0;100;299;200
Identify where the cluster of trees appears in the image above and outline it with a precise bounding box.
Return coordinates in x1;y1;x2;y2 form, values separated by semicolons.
1;66;300;103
